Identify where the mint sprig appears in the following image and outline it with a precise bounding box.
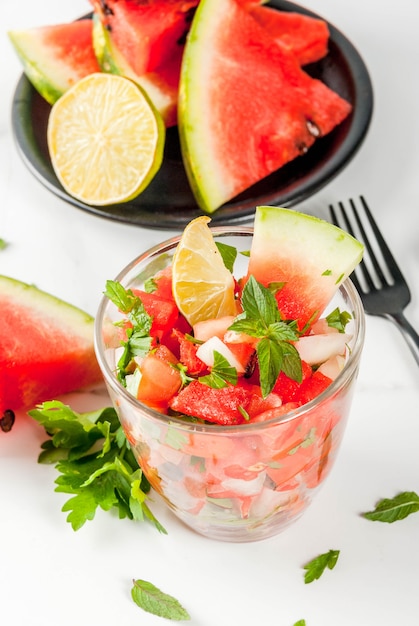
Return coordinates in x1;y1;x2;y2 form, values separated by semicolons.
229;275;302;397
104;280;153;383
28;401;165;533
326;306;352;333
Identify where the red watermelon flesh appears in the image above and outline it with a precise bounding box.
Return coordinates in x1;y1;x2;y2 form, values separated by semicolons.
89;0;199;75
179;0;352;213
0;276;103;415
248;5;330;65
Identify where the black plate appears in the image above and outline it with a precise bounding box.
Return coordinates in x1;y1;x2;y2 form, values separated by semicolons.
11;0;373;230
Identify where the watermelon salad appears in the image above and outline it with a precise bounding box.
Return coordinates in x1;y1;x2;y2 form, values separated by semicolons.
9;0;353;213
96;207;365;538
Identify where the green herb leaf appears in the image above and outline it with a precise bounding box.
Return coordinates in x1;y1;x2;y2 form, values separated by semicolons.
326;307;352;333
28;401;166;534
104;280;153;383
303;549;340;584
293;621;307;626
216;241;237;273
131;579;190;621
362;491;419;523
241;275;280;326
228;276;303;396
199;351;238;388
0;238;8;251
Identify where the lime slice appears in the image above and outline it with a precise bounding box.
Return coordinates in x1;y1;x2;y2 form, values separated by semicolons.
47;72;165;206
172;216;237;326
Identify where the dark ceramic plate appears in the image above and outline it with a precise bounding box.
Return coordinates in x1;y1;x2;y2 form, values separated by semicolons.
11;0;373;230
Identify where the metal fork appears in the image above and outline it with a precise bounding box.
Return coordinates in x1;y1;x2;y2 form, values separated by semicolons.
330;196;419;366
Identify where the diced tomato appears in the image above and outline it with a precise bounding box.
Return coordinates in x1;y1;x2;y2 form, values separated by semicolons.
137;345;182;408
132;289;179;339
294;370;332;404
273;359;312;402
169;380;252;425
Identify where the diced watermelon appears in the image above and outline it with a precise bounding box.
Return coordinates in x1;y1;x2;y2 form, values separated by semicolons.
169;380;252;425
0;275;102;415
293;370;332;404
132;289;179;339
273;360;313;402
172;329;208;376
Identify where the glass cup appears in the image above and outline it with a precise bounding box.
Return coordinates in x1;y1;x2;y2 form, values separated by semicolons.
94;228;365;542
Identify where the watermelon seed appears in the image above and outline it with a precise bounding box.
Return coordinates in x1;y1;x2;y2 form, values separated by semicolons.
0;409;15;433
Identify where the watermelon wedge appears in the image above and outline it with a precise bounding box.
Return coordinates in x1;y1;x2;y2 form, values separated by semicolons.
8;20;101;105
178;0;352;214
89;0;200;75
0;276;103;416
248;5;329;65
247;206;364;330
92;14;180;127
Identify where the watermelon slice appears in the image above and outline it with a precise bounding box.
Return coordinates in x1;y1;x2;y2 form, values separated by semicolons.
0;275;103;416
8;20;101;105
91;14;180;127
178;0;352;214
89;0;200;76
247;206;364;330
248;5;329;65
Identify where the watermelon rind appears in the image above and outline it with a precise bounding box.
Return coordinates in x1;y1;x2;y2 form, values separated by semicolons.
247;206;364;328
8;21;100;105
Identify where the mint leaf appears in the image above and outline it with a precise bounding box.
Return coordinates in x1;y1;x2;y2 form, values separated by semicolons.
228;276;302;396
28;401;166;534
199;351;238;388
362;491;419;523
293;621;306;626
131;579;190;621
303;549;340;583
216;241;237;273
326;307;352;333
241;275;280;326
0;238;8;251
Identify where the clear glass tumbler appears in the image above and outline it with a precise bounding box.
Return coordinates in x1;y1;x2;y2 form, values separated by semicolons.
94;228;365;542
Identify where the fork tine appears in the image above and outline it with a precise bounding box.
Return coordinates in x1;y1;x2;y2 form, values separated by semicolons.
356;196;405;284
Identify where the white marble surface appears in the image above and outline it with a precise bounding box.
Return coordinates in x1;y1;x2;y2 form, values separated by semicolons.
1;1;418;624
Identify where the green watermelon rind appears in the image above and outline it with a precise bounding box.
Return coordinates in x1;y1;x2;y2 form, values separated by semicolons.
178;0;226;214
0;275;95;339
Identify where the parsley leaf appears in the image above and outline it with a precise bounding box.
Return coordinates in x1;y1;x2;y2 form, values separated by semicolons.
326;307;352;333
131;579;190;621
28;401;166;534
199;351;238;388
229;276;302;396
104;280;153;383
362;491;419;523
303;549;340;583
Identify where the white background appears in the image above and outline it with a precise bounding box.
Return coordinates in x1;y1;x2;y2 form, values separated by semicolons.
1;1;418;625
